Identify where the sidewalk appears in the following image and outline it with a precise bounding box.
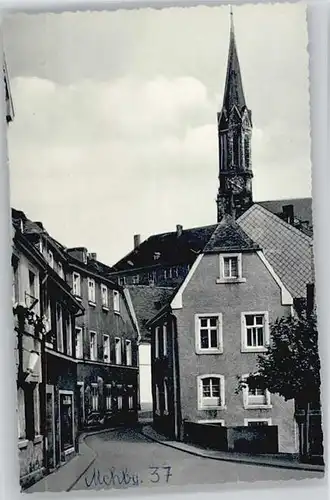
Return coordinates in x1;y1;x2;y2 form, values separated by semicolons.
140;425;325;473
25;429;106;493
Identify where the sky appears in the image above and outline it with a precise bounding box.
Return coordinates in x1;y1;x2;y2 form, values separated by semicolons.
4;3;311;265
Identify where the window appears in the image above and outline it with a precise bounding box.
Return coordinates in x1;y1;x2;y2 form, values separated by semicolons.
195;314;223;354
90;331;97;360
103;335;110;363
155;384;160;415
24;385;35;441
163;270;167;280
17;387;26;440
12;257;19;304
244;418;272;427
88;278;96;304
58;262;64;279
72;272;81;297
128;395;134;410
217;253;245;283
173;267;179;278
155;326;160;358
118;276;126;286
91;385;98;411
105;385;112;411
45;301;53;347
117;395;123;410
38;238;43;254
113;290;120;313
224;256;238;278
56;303;64;352
48;250;54;269
197;375;225;410
242;374;271;409
28;270;36;301
168;268;173;279
125;340;132;366
164;380;169;415
101;284;108;309
75;327;83;359
163;324;167;356
66;315;72;356
132;275;139;284
241;312;269;352
115;337;122;364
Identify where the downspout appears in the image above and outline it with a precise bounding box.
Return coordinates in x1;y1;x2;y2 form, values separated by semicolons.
172;314;181;441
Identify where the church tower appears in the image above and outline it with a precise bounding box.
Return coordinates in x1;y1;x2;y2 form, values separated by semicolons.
216;10;253;222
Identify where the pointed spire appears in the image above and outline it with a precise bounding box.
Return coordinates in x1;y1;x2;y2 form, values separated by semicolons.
222;7;246;112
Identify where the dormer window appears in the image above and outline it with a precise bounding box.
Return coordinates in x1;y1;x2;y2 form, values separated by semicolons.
39;238;43;254
217;253;246;284
154;252;161;261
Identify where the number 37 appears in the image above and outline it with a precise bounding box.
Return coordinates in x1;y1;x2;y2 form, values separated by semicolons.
149;466;173;483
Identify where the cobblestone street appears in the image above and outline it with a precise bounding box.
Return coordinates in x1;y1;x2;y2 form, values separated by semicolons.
70;428;323;491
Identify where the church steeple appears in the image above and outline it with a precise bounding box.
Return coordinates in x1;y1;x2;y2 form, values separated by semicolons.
216;8;253;222
223;8;246;113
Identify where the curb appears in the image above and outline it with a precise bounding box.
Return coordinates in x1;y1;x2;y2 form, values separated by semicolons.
139;428;325;473
66;427;120;491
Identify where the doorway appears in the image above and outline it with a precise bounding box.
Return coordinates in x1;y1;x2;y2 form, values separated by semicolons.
45;385;56;470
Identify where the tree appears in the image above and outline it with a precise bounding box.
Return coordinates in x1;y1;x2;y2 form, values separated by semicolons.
238;312;321;406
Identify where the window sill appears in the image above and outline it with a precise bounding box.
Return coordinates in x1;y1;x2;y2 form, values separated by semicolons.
216;278;246;284
244;404;272;410
102;306;109;312
18;439;29;449
64;447;75;456
241;347;268;353
74;295;82;302
199;405;227;411
88;301;96;307
114;310;121;316
196;348;223;355
34;434;43;444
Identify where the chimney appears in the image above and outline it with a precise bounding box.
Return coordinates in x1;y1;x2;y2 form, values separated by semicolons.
176;224;183;237
89;252;97;261
282;205;294;225
134;234;141;249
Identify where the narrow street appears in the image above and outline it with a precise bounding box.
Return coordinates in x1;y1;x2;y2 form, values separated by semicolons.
70;427;322;491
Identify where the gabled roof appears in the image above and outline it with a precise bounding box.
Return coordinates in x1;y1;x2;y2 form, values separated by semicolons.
257;197;313;235
112;224;217;272
203;214;260;253
238;204;313;299
126;285;175;341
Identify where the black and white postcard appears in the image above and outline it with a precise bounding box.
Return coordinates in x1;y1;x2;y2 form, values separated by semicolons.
2;1;325;493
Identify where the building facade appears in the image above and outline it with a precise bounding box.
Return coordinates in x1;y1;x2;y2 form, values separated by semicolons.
13;225;45;488
66;247;140;430
148;216;298;454
12;210;85;485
